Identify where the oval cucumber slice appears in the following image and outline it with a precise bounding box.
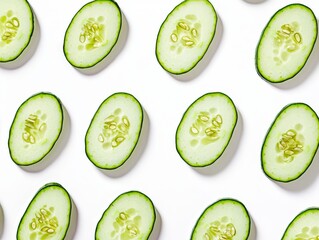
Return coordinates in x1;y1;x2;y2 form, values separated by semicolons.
85;92;144;170
0;0;34;62
156;0;218;75
95;191;156;240
17;183;73;240
176;92;237;167
63;0;122;68
191;198;251;240
282;208;319;240
261;103;319;182
8;92;64;166
256;4;318;83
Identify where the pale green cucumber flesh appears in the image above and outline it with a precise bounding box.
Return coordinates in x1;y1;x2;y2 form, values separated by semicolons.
191;199;251;240
95;191;156;240
156;0;217;75
8;92;64;166
0;0;34;62
282;208;319;240
85;92;143;170
256;4;318;83
176;92;237;167
17;183;72;240
63;0;122;68
261;103;319;182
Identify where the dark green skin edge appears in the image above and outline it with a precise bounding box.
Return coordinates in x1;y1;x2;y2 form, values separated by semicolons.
85;92;144;170
95;190;156;240
0;0;34;63
63;0;122;69
155;0;218;75
8;92;64;166
175;92;238;167
191;198;251;240
261;103;319;182
17;182;72;240
255;3;318;83
281;208;319;239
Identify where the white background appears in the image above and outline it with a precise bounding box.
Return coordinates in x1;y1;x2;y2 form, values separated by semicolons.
1;0;319;239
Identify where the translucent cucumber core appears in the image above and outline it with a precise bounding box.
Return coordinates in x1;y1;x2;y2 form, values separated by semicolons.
111;208;142;239
295;226;319;239
0;10;20;47
204;216;237;240
22;110;48;146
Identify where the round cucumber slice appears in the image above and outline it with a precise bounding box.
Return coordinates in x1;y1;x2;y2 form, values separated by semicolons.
0;0;34;63
8;92;64;166
63;0;122;69
155;0;218;75
85;92;144;170
191;198;251;240
261;103;319;182
17;183;73;240
95;191;156;240
256;4;318;83
282;208;319;240
176;92;238;167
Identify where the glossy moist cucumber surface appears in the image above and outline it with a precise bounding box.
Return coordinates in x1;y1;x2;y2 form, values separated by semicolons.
191;199;251;240
17;183;72;240
256;4;318;83
95;191;156;240
261;103;319;182
8;92;64;166
85;92;143;170
282;208;319;240
156;0;217;74
176;92;237;167
0;0;34;62
63;0;122;68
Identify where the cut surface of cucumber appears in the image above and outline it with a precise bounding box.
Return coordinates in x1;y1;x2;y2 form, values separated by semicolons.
63;0;122;68
282;208;319;240
176;92;237;167
256;4;318;83
261;103;319;182
0;0;34;62
85;92;143;170
8;92;64;166
95;191;156;240
156;0;217;75
191;198;251;240
17;183;72;240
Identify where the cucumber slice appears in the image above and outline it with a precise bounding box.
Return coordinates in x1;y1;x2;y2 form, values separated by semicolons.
261;103;319;182
17;183;73;240
282;208;319;240
95;191;156;240
155;0;218;75
63;0;122;69
176;92;237;167
191;198;251;240
256;4;318;83
85;92;144;170
8;92;64;166
0;0;34;63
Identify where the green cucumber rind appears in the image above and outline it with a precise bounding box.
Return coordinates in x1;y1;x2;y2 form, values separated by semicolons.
0;0;35;63
281;208;319;240
95;190;156;239
191;198;251;240
175;92;238;167
261;102;319;182
155;0;218;75
16;182;72;240
255;3;318;83
85;92;144;170
8;92;64;166
63;0;122;69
